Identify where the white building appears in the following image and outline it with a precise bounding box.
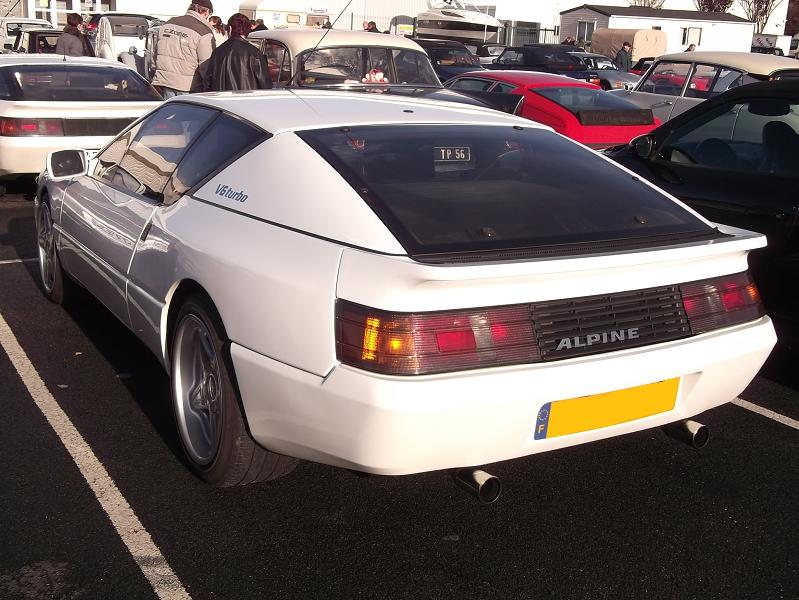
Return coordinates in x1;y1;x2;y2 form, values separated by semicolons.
559;4;756;53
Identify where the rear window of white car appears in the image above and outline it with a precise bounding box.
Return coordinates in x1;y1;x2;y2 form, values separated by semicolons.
299;125;722;260
0;65;161;101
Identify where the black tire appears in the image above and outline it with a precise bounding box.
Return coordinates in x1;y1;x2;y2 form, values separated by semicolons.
35;198;72;305
170;294;298;487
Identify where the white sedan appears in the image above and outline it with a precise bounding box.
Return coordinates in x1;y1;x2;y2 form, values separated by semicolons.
0;55;161;184
36;90;776;498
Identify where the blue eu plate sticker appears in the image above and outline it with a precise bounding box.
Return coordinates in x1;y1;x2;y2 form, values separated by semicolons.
534;403;551;440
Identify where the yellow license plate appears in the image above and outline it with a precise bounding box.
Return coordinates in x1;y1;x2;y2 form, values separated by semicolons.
533;378;679;440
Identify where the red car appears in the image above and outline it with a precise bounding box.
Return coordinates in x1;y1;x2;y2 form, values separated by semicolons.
445;70;660;149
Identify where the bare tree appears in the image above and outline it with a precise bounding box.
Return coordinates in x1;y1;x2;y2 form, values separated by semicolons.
693;0;734;11
738;0;784;32
629;0;666;8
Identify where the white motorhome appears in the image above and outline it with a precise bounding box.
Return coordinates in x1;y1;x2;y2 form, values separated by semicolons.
751;33;792;56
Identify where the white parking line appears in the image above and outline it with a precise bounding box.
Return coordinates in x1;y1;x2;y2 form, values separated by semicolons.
0;311;191;600
0;258;37;265
733;397;799;430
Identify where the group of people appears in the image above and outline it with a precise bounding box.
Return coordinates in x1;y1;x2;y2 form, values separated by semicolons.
149;1;271;95
52;3;273;94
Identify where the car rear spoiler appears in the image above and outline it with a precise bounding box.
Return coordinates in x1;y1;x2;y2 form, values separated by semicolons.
453;90;524;115
576;109;654;126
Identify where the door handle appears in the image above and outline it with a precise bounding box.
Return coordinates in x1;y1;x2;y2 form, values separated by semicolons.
651;101;674;108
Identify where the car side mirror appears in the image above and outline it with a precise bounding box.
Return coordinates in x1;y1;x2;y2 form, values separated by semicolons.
47;149;88;181
492;58;498;64
630;134;656;160
129;45;138;55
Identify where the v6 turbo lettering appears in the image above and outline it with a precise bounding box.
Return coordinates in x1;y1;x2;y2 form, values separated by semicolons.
556;328;640;351
215;184;248;203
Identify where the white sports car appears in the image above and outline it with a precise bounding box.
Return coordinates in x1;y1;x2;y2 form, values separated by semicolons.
0;55;161;183
35;90;776;498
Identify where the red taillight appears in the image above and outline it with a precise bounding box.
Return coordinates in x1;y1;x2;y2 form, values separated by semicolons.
0;117;64;136
680;272;764;334
336;301;540;375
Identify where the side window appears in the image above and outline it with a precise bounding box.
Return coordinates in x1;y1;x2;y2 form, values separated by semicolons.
392;49;439;85
709;68;748;96
660;100;799;177
685;64;719;99
493;82;517;94
366;48;391;76
639;61;691;95
94;120;143;181
163;113;266;204
106;104;217;200
447;77;493;91
496;49;523;65
263;41;290;85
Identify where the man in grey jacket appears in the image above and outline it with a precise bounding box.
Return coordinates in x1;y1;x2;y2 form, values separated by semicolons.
152;0;216;97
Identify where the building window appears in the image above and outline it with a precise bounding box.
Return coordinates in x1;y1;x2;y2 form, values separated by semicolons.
681;27;702;45
577;21;595;42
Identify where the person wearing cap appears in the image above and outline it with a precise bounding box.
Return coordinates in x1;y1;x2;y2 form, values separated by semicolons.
615;41;632;72
151;1;217;97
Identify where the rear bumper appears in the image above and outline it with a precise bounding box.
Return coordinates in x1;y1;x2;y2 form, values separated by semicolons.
232;317;776;475
0;135;109;176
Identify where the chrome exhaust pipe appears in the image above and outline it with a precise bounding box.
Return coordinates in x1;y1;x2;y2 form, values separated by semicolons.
453;468;502;504
662;419;709;449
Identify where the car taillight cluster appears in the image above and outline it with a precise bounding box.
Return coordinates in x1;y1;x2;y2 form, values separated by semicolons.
336;301;540;375
679;271;763;334
0;117;64;136
335;271;766;376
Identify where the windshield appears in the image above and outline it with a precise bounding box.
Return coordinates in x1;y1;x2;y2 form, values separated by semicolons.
0;65;161;101
298;47;439;86
430;47;480;67
5;22;50;34
299;125;718;259
534;86;642;113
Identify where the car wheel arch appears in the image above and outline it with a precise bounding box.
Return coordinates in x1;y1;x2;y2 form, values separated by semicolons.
162;279;226;372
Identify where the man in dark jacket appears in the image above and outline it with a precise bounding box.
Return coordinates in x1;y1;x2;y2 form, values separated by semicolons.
614;41;632;72
205;13;272;91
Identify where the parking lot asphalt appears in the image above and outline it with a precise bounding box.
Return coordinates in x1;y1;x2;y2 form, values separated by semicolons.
1;196;797;600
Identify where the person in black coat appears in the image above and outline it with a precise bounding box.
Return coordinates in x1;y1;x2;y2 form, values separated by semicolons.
204;13;272;91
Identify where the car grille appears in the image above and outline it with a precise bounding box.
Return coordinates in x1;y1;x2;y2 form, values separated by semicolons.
62;118;136;137
532;284;691;361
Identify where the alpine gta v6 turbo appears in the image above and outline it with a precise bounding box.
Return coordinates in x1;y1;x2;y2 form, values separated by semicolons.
35;90;775;489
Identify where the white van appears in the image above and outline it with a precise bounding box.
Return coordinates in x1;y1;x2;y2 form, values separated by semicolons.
94;14;149;76
1;18;52;53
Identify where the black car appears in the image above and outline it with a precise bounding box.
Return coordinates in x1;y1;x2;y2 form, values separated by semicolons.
487;44;601;85
606;79;799;342
410;38;484;83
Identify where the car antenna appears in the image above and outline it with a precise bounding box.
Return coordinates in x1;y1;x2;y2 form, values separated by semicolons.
286;0;355;87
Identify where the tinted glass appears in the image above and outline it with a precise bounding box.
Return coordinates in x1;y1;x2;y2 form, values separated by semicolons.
392;49;439;85
447;77;494;91
6;22;49;34
661;100;799;178
496;49;523;65
534;86;641;113
430;47;480;66
111;104;217;200
0;65;161;101
526;48;583;65
164;114;266;204
299;125;716;257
